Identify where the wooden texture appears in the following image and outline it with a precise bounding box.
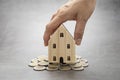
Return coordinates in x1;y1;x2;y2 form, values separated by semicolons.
48;25;76;64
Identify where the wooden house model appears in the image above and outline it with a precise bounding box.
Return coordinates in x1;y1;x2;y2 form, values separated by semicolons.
48;25;76;64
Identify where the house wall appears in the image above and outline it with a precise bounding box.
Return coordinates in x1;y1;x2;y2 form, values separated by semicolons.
65;32;76;64
48;31;59;63
58;26;66;62
48;26;76;64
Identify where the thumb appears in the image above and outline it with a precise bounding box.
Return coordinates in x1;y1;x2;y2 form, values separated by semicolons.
74;20;86;45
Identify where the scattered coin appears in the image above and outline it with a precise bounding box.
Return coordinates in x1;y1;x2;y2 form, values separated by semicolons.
38;61;49;66
44;58;48;62
31;58;38;63
33;65;46;71
80;59;88;63
37;55;48;62
76;55;82;59
72;66;84;71
46;67;58;71
28;62;38;67
80;61;89;67
75;58;80;63
71;62;82;68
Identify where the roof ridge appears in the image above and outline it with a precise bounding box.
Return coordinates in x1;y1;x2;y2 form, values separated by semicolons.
60;24;74;39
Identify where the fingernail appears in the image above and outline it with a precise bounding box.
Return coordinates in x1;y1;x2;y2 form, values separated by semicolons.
75;39;81;45
44;42;47;46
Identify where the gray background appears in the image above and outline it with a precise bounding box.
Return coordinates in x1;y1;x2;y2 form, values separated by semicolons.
0;0;120;80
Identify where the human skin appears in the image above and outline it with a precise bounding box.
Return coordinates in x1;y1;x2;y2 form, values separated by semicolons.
43;0;96;46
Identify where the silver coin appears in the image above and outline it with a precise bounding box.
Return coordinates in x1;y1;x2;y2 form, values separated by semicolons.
80;61;89;67
80;59;88;63
72;66;84;71
76;55;82;59
38;61;49;66
48;63;59;68
71;62;82;68
31;58;38;63
59;65;71;71
28;62;38;67
33;65;46;71
37;55;48;62
75;58;80;63
46;67;58;71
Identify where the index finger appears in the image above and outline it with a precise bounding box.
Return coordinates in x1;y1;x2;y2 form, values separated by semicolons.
43;16;67;46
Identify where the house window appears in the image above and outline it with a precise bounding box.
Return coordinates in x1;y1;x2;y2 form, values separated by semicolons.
53;56;56;61
60;33;64;37
67;56;70;61
53;44;56;48
67;44;70;49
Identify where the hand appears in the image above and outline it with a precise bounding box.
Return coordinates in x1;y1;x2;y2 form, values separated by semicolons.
43;0;96;46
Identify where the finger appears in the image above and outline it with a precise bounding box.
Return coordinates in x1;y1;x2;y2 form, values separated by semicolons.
74;20;86;45
43;16;67;46
51;13;57;20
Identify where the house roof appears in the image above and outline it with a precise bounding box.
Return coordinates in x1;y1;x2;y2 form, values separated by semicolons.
49;24;74;40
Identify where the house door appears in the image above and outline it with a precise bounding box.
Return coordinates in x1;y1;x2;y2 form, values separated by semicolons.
60;57;64;63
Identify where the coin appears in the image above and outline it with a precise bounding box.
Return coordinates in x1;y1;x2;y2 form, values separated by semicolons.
59;64;71;71
76;55;82;59
71;62;82;68
80;61;89;67
72;66;84;71
31;58;38;63
75;58;80;63
28;62;38;67
80;59;88;63
38;61;49;66
33;65;46;71
46;67;58;71
48;63;59;68
37;55;48;62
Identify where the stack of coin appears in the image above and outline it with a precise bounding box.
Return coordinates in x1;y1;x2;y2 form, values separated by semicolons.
59;64;71;71
28;55;89;71
47;63;59;71
28;55;48;71
70;62;84;71
29;58;39;67
38;61;49;66
33;65;46;71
